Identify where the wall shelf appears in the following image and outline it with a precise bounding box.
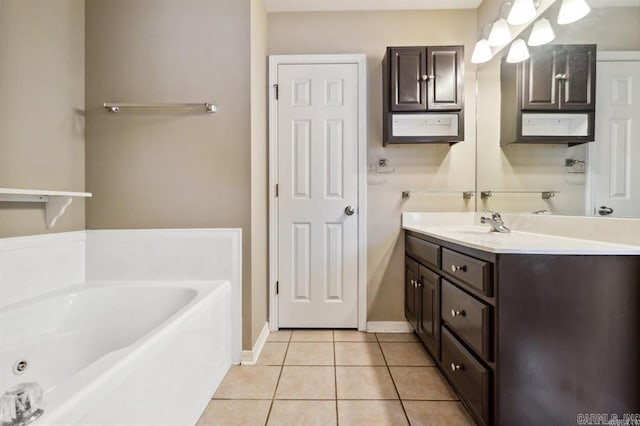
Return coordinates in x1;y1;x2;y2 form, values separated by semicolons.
0;188;92;228
480;190;559;200
103;102;216;114
402;190;475;200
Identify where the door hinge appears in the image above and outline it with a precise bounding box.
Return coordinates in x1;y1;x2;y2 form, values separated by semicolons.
273;83;279;100
275;184;279;197
276;281;279;294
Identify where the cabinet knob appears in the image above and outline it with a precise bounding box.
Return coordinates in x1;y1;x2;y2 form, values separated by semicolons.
420;75;434;81
450;363;464;372
451;309;466;318
450;264;467;273
555;73;568;80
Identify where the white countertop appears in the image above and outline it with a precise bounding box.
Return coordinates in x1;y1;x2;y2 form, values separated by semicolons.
402;213;640;255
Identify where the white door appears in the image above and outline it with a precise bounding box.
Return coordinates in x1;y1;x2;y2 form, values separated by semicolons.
591;60;640;217
276;63;359;328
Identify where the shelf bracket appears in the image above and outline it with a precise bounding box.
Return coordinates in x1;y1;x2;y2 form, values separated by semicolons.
541;191;556;200
463;191;474;200
481;191;492;199
45;196;73;228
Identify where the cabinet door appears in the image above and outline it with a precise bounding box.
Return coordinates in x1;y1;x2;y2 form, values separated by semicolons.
560;45;595;110
417;265;440;359
390;47;427;112
522;46;560;110
405;257;419;330
427;46;463;111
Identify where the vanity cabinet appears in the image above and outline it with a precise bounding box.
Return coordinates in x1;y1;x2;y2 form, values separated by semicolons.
404;230;640;426
383;46;464;145
500;44;596;145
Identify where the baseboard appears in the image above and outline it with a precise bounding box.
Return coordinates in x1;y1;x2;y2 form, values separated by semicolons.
240;321;270;365
366;321;413;333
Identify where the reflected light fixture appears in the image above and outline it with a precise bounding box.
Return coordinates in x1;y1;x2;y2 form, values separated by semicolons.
471;39;493;64
507;0;537;25
528;18;555;46
487;18;512;47
506;39;530;63
557;0;591;25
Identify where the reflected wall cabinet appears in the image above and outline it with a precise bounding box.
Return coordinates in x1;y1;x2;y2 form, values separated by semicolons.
501;44;596;145
383;46;465;145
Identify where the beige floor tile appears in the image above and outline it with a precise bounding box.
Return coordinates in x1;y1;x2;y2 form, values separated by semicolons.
389;367;457;400
257;342;289;366
334;330;377;342
268;330;292;342
284;342;334;365
335;342;386;366
375;333;418;342
337;400;409;426
267;400;337;426
380;342;435;366
213;366;281;399
275;366;336;399
336;366;398;399
402;401;475;426
196;400;271;426
291;329;334;341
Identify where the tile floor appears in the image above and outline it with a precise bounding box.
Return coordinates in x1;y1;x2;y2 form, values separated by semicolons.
196;330;475;426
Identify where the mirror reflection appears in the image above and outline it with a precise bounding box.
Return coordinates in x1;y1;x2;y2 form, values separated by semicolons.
476;1;640;217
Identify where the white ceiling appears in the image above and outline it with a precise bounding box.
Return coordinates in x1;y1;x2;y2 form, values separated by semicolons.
264;0;484;13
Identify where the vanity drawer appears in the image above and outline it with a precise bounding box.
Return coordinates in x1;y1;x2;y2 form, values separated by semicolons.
406;235;440;269
441;327;490;426
441;280;492;360
442;248;492;296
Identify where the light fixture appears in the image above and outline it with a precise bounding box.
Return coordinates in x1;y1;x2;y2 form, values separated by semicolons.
507;0;537;25
487;18;512;47
506;39;530;63
557;0;591;25
528;18;555;46
471;39;493;64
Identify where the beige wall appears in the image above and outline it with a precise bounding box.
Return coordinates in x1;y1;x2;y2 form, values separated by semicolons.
0;0;85;237
268;10;478;321
476;5;640;215
85;0;262;349
250;0;269;345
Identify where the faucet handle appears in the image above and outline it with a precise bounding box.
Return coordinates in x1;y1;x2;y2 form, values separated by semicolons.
0;382;44;425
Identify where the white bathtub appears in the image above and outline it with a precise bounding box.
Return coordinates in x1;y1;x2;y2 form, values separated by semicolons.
0;281;232;426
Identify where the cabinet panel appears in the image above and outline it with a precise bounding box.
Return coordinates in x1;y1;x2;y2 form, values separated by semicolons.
522;47;559;110
560;45;596;110
427;46;463;111
406;235;440;269
417;266;440;359
390;47;427;112
405;257;419;329
442;248;492;296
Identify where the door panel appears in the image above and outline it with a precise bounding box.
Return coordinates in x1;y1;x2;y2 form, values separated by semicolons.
405;257;419;329
561;45;595;110
277;63;359;327
427;46;463;111
390;47;427;112
417;265;440;358
522;46;559;110
592;61;640;218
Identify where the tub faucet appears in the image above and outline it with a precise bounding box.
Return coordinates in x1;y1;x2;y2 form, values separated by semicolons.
480;211;511;233
0;383;43;426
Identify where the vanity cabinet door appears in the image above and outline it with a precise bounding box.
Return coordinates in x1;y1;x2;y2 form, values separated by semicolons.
522;46;561;110
559;45;595;111
390;47;427;112
417;265;440;359
427;46;463;111
405;257;420;330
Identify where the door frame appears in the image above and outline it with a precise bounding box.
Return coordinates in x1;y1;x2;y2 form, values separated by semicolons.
268;54;367;331
586;51;640;215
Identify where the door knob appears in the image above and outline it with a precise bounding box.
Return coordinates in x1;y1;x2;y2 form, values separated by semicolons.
345;206;355;216
598;206;614;216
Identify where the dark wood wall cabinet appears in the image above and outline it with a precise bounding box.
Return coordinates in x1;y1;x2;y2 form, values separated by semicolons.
500;44;596;146
405;230;640;426
383;46;464;145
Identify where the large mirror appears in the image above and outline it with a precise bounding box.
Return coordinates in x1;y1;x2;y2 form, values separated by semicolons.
476;0;640;217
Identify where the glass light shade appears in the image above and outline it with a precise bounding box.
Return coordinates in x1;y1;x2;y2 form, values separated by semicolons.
471;39;493;64
528;18;556;46
487;19;512;47
506;39;530;63
557;0;591;25
507;0;537;25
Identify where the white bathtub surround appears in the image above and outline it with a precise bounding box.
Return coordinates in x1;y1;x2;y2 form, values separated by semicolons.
240;321;270;365
0;231;86;308
0;281;231;426
86;228;242;364
402;212;640;254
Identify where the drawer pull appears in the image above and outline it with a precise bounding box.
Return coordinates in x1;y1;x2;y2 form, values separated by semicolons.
450;362;464;372
451;264;467;273
451;309;466;318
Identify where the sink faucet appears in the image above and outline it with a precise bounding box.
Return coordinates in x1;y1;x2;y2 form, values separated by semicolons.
480;211;511;233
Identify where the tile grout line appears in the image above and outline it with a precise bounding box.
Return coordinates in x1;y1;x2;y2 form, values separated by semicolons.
263;331;292;426
333;330;339;426
377;332;413;425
